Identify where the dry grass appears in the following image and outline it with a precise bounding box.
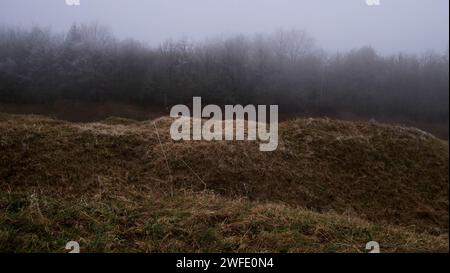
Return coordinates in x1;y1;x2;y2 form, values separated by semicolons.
0;113;448;252
0;187;448;253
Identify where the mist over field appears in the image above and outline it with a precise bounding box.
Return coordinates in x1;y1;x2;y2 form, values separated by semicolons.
1;0;448;54
0;0;448;254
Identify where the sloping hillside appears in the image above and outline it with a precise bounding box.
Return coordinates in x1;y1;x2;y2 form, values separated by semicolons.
0;113;448;252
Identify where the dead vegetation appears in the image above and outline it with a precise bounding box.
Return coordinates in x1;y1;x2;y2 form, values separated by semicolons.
0;113;448;252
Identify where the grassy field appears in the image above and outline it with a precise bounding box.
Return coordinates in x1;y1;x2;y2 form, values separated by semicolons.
0;113;448;252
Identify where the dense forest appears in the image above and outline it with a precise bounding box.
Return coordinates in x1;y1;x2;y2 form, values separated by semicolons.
0;24;448;123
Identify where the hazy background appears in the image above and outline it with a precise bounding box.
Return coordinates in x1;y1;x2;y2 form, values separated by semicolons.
0;0;448;54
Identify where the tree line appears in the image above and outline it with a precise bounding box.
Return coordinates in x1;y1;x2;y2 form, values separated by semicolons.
0;24;448;123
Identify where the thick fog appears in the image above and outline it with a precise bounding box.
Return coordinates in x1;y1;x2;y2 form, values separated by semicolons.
0;0;448;54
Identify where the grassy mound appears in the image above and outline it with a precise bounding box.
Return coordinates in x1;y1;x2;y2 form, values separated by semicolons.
0;113;448;252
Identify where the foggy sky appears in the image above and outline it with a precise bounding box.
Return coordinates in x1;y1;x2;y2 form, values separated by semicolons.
0;0;448;54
